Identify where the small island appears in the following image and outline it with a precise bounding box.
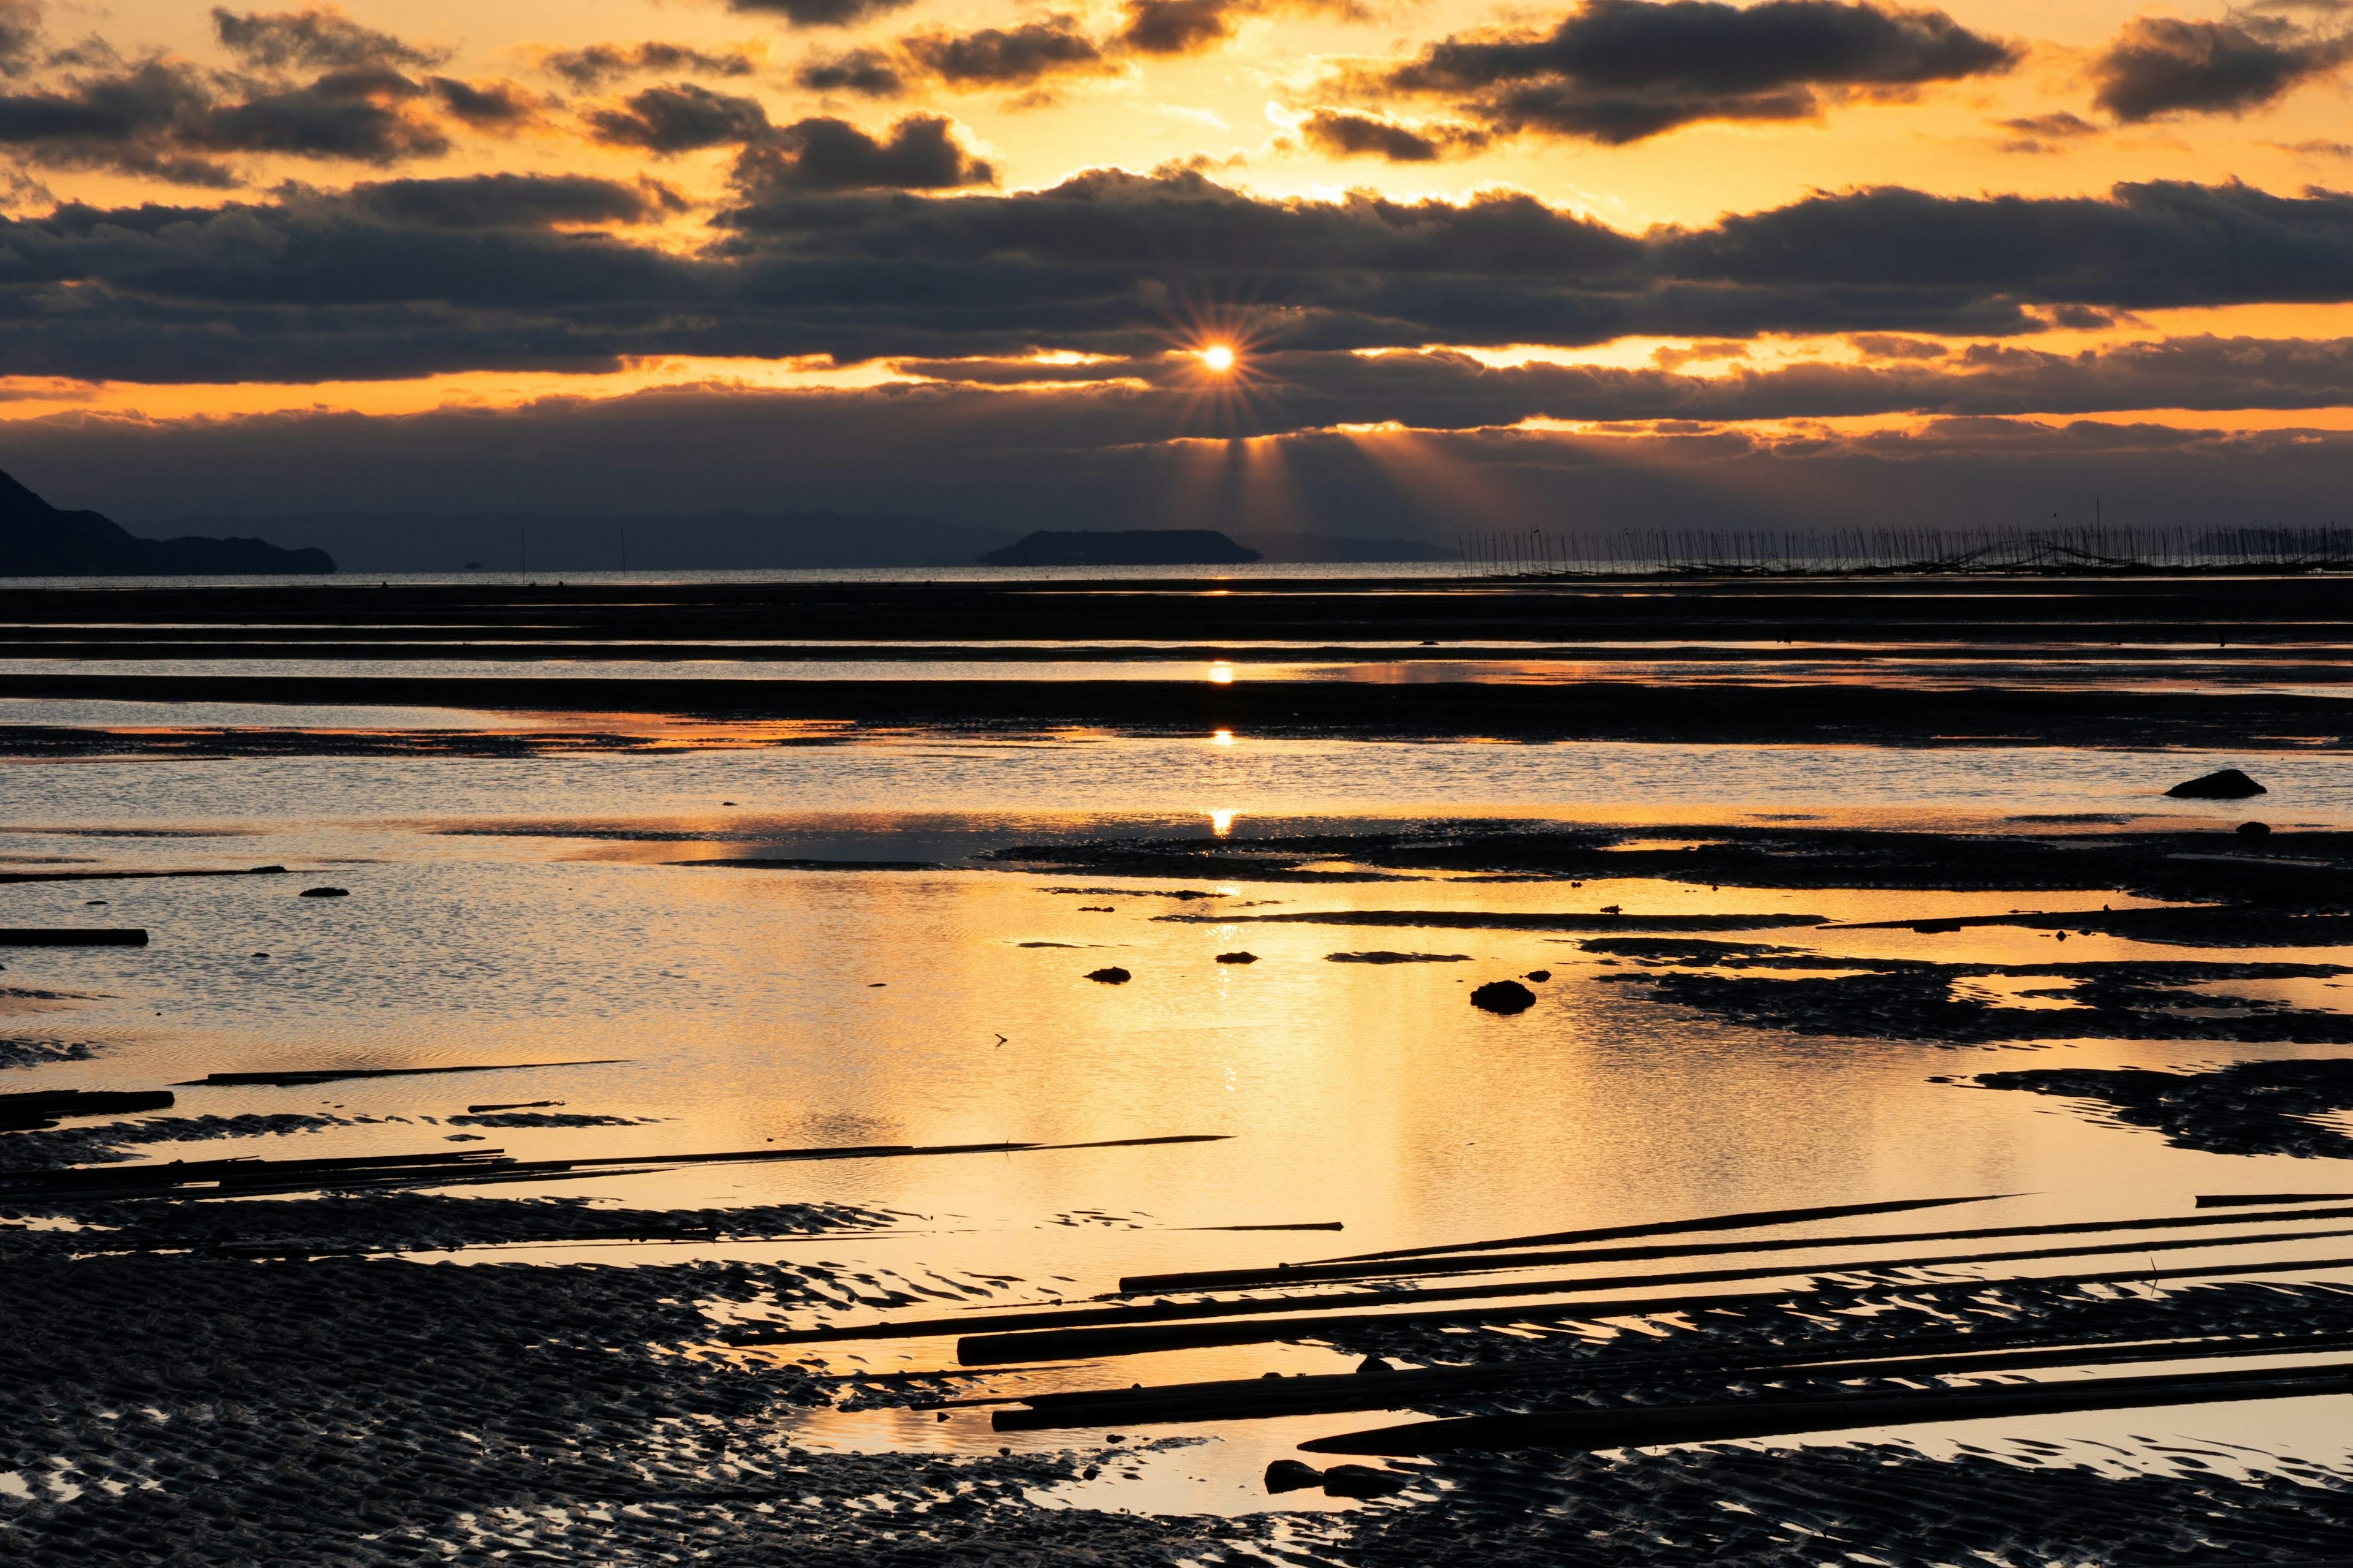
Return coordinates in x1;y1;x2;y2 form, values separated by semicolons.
979;529;1262;566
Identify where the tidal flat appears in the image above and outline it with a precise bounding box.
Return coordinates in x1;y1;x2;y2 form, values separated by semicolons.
9;575;2353;1565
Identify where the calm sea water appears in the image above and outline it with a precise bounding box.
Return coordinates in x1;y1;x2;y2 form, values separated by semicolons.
5;731;2351;1509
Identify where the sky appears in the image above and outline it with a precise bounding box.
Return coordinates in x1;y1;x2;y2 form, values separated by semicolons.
1;0;2352;540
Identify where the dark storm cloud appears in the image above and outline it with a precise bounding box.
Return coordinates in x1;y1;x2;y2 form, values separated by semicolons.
10;173;2353;381
211;7;443;71
1371;0;2017;143
538;42;762;91
724;0;919;29
10;384;2353;548
795;47;906;97
1300;108;1490;160
738;114;993;190
899;19;1111;86
2092;11;2352;121
338;172;685;228
585;83;775;151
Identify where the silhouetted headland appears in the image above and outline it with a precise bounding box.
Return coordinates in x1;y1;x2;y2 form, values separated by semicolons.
0;469;333;577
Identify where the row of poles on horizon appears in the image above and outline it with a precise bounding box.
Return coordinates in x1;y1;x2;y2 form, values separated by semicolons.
1455;523;2353;577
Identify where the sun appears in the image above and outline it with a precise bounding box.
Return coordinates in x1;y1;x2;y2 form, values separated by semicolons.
1199;344;1237;373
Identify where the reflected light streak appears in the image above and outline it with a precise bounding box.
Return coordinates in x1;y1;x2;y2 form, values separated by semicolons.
1208;809;1237;836
1208;663;1235;684
1211;728;1236;746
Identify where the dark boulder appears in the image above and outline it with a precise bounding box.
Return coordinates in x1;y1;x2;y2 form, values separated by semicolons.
298;887;349;898
2166;768;2266;799
1216;951;1259;964
2237;820;2272;836
1264;1460;1323;1494
1471;979;1536;1014
1525;969;1552;982
1321;1463;1414;1498
1085;966;1131;984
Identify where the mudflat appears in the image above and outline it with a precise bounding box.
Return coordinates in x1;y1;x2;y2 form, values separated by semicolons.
9;569;2353;1565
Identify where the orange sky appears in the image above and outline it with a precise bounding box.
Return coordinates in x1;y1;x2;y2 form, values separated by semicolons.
2;0;2352;537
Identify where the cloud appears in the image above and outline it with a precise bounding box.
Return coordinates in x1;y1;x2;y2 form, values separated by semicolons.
1995;109;2100;151
1847;332;1946;358
12;382;2353;547
585;82;775;151
0;60;237;184
795;47;906;96
900;18;1113;86
1370;0;2017;144
425;76;541;130
0;10;512;181
12;175;2353;381
0;0;42;78
211;6;443;71
737;113;993;190
1300;107;1490;160
723;0;918;29
336;172;686;227
537;42;762;91
178;66;451;162
585;89;991;186
1120;0;1251;54
2093;10;2353;121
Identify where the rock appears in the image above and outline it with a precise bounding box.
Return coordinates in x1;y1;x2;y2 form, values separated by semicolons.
1322;1463;1414;1498
1525;969;1551;982
1085;966;1132;984
2238;820;2272;836
1265;1460;1324;1494
1355;1354;1395;1375
1216;951;1258;963
1471;979;1537;1015
2166;768;2266;799
299;887;349;898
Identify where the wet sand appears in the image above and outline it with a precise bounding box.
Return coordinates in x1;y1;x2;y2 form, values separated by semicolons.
10;572;2353;1563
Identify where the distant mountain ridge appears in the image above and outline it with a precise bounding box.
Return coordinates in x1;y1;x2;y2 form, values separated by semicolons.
0;470;333;577
157;510;1019;574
